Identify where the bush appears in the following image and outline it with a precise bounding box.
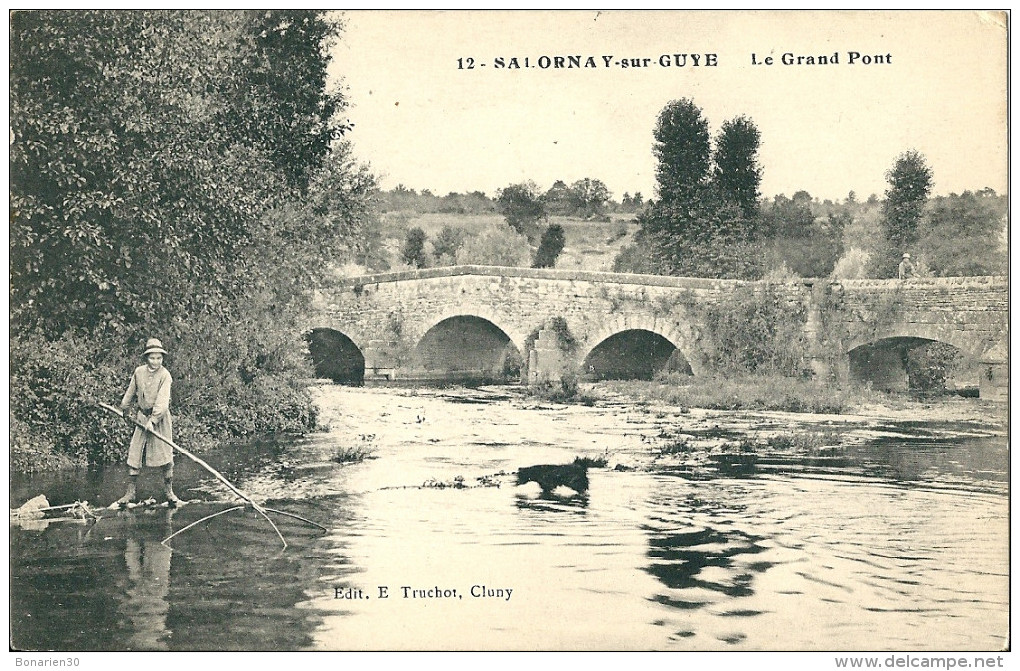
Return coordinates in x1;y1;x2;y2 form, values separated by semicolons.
830;247;871;279
700;284;811;376
332;445;375;464
532;223;566;268
401;227;428;268
10;332;129;467
431;225;467;265
608;374;879;414
10;320;321;472
454;221;530;266
613;239;661;274
906;341;962;393
530;372;595;405
497;182;546;240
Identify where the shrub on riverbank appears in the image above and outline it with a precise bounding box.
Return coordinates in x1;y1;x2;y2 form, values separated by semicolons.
528;372;597;405
10;329;320;472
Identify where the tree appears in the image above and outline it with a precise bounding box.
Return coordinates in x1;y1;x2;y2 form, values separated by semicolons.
533;224;566;268
876;150;933;277
9;10;373;466
542;180;573;216
10;10;354;333
496;182;546;239
568;178;611;219
634;99;769;279
401;227;428;268
712;115;762;218
432;225;467;265
764;193;815;238
652;98;711;206
916;191;1006;276
637;190;765;279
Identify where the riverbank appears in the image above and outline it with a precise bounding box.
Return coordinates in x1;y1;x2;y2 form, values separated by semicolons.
570;375;1007;424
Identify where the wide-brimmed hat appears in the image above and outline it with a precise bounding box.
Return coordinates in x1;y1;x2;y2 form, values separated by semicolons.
902;253;911;259
143;338;169;356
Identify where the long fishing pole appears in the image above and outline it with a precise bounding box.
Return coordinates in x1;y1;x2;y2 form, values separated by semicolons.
98;402;326;546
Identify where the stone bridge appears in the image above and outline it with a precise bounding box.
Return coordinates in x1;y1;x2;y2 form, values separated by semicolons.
309;266;1007;397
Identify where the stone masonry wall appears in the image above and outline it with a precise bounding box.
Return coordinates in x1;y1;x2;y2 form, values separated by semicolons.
313;266;1007;381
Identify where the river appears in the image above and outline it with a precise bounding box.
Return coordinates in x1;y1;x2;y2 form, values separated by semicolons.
9;384;1009;651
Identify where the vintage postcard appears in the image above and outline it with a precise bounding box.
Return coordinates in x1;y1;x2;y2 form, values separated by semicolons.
8;9;1009;664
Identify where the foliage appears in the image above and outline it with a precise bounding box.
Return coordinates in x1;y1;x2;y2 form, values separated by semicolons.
454;221;530;266
542;180;574;216
350;211;392;272
431;225;467;265
874;150;933;277
9;11;368;470
10;10;352;333
915;191;1006;276
761;192;845;277
905;342;962;393
496;182;546;240
712;115;763;218
10;332;128;467
547;316;579;354
612;232;661;275
700;284;811;376
533;223;567;268
763;192;815;238
638;99;768;279
332;444;375;464
374;186;494;215
568;178;612;219
653;98;711;205
830;247;872;279
529;372;596;405
638;193;767;279
401;227;428;268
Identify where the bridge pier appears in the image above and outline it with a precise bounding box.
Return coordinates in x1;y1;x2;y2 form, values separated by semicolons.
528;328;567;385
363;339;398;381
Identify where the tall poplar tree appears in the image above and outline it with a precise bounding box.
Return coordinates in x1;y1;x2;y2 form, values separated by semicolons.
652;98;711;206
712;115;763;219
877;150;933;277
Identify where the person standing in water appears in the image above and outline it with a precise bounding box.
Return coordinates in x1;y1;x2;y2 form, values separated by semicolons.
113;338;178;508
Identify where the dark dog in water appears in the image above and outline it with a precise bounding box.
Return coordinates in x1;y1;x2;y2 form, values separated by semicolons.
517;462;589;496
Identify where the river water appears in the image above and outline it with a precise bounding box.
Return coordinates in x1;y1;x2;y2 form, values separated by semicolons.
9;385;1009;651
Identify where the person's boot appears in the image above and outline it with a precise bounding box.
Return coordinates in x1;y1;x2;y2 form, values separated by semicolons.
112;477;137;509
163;477;181;507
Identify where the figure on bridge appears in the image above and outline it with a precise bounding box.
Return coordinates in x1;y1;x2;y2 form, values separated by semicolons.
898;253;916;280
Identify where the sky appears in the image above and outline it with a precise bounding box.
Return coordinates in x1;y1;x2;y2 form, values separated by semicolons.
330;10;1007;202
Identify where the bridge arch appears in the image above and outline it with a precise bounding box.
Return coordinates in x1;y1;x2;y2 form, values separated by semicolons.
581;313;705;377
411;314;523;383
846;325;983;361
847;329;977;392
583;329;693;380
306;328;365;385
417;306;528;354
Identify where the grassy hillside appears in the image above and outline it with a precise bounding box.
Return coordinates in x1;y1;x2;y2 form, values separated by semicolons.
347;211;639;275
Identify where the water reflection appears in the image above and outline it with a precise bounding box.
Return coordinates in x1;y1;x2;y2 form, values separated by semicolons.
120;537;172;650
